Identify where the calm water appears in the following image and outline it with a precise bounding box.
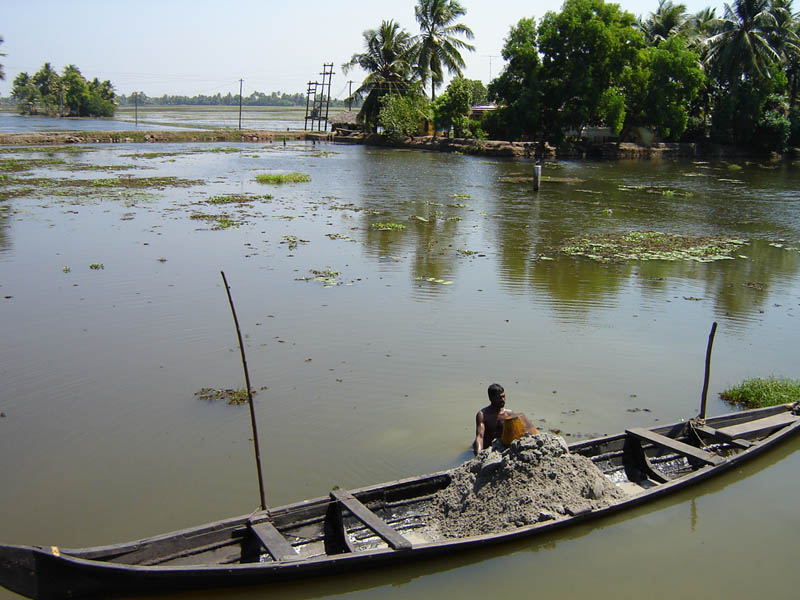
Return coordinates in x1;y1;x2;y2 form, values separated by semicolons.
113;106;321;131
1;143;799;599
0;107;319;132
0;112;184;132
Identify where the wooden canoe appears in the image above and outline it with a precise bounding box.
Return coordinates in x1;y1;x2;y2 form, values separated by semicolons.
1;403;799;600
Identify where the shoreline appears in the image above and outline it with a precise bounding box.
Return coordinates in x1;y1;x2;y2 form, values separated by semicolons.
336;133;797;161
0;128;795;161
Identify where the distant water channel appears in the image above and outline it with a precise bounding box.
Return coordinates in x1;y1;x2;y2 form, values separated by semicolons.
0;142;799;599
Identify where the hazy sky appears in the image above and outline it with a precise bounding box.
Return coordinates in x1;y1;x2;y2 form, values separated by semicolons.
0;0;726;99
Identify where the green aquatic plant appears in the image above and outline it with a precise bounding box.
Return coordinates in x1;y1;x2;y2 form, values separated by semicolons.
121;151;182;159
281;235;309;250
89;263;104;270
255;172;311;184
558;231;746;263
207;194;273;204
296;268;342;287
0;146;94;155
190;214;240;230
195;387;255;406
415;276;453;285
720;377;800;408
325;233;357;242
193;147;242;154
88;176;200;189
0;158;65;172
372;222;406;231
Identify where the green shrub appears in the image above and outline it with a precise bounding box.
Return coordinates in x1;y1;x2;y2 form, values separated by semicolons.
377;93;430;142
753;111;791;154
790;106;800;147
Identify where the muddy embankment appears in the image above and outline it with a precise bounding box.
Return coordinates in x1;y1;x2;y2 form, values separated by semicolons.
335;132;798;161
0;130;334;146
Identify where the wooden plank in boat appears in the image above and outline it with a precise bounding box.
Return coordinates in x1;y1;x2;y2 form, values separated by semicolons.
718;412;798;439
248;521;301;562
694;424;753;449
330;489;412;551
626;428;725;466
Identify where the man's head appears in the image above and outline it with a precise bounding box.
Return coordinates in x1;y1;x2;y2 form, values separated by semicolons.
488;383;505;408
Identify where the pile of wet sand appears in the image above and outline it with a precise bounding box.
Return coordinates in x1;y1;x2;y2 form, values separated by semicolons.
427;433;626;538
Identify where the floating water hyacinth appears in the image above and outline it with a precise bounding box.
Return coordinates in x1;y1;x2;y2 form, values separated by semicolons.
325;233;357;242
558;231;747;263
372;222;406;231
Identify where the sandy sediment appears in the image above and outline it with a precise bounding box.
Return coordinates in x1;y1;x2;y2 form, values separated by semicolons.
426;433;625;538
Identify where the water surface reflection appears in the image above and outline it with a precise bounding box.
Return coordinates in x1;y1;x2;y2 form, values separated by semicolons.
0;143;799;600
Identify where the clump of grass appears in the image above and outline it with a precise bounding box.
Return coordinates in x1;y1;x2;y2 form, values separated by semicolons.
255;172;311;184
372;222;406;231
207;194;272;204
89;176;200;188
0;158;66;172
720;377;800;408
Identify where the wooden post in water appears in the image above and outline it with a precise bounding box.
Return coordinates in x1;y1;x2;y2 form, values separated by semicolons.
699;321;718;420
533;164;542;191
238;79;243;131
220;271;267;512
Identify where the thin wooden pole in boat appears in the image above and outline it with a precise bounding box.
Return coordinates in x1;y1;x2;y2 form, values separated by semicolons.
699;321;718;421
220;271;267;512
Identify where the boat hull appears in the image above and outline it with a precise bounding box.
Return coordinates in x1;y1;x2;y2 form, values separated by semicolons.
2;404;799;600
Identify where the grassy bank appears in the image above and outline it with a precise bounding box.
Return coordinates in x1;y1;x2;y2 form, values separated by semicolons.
720;377;800;408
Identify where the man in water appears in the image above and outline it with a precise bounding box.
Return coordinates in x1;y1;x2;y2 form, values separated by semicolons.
473;383;512;455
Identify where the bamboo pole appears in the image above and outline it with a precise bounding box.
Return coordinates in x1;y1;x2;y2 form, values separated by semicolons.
699;321;718;421
221;271;267;512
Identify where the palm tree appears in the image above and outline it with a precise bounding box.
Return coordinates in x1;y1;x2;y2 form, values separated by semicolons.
0;36;5;81
342;20;416;131
769;0;800;106
414;0;475;100
639;0;688;44
767;0;800;62
705;0;781;84
685;7;718;46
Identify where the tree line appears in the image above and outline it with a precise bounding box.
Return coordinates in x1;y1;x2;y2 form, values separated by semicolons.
116;91;322;107
347;0;800;153
10;62;115;117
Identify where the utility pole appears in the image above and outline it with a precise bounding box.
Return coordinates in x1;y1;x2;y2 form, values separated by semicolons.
238;79;243;130
347;80;353;112
134;92;138;127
